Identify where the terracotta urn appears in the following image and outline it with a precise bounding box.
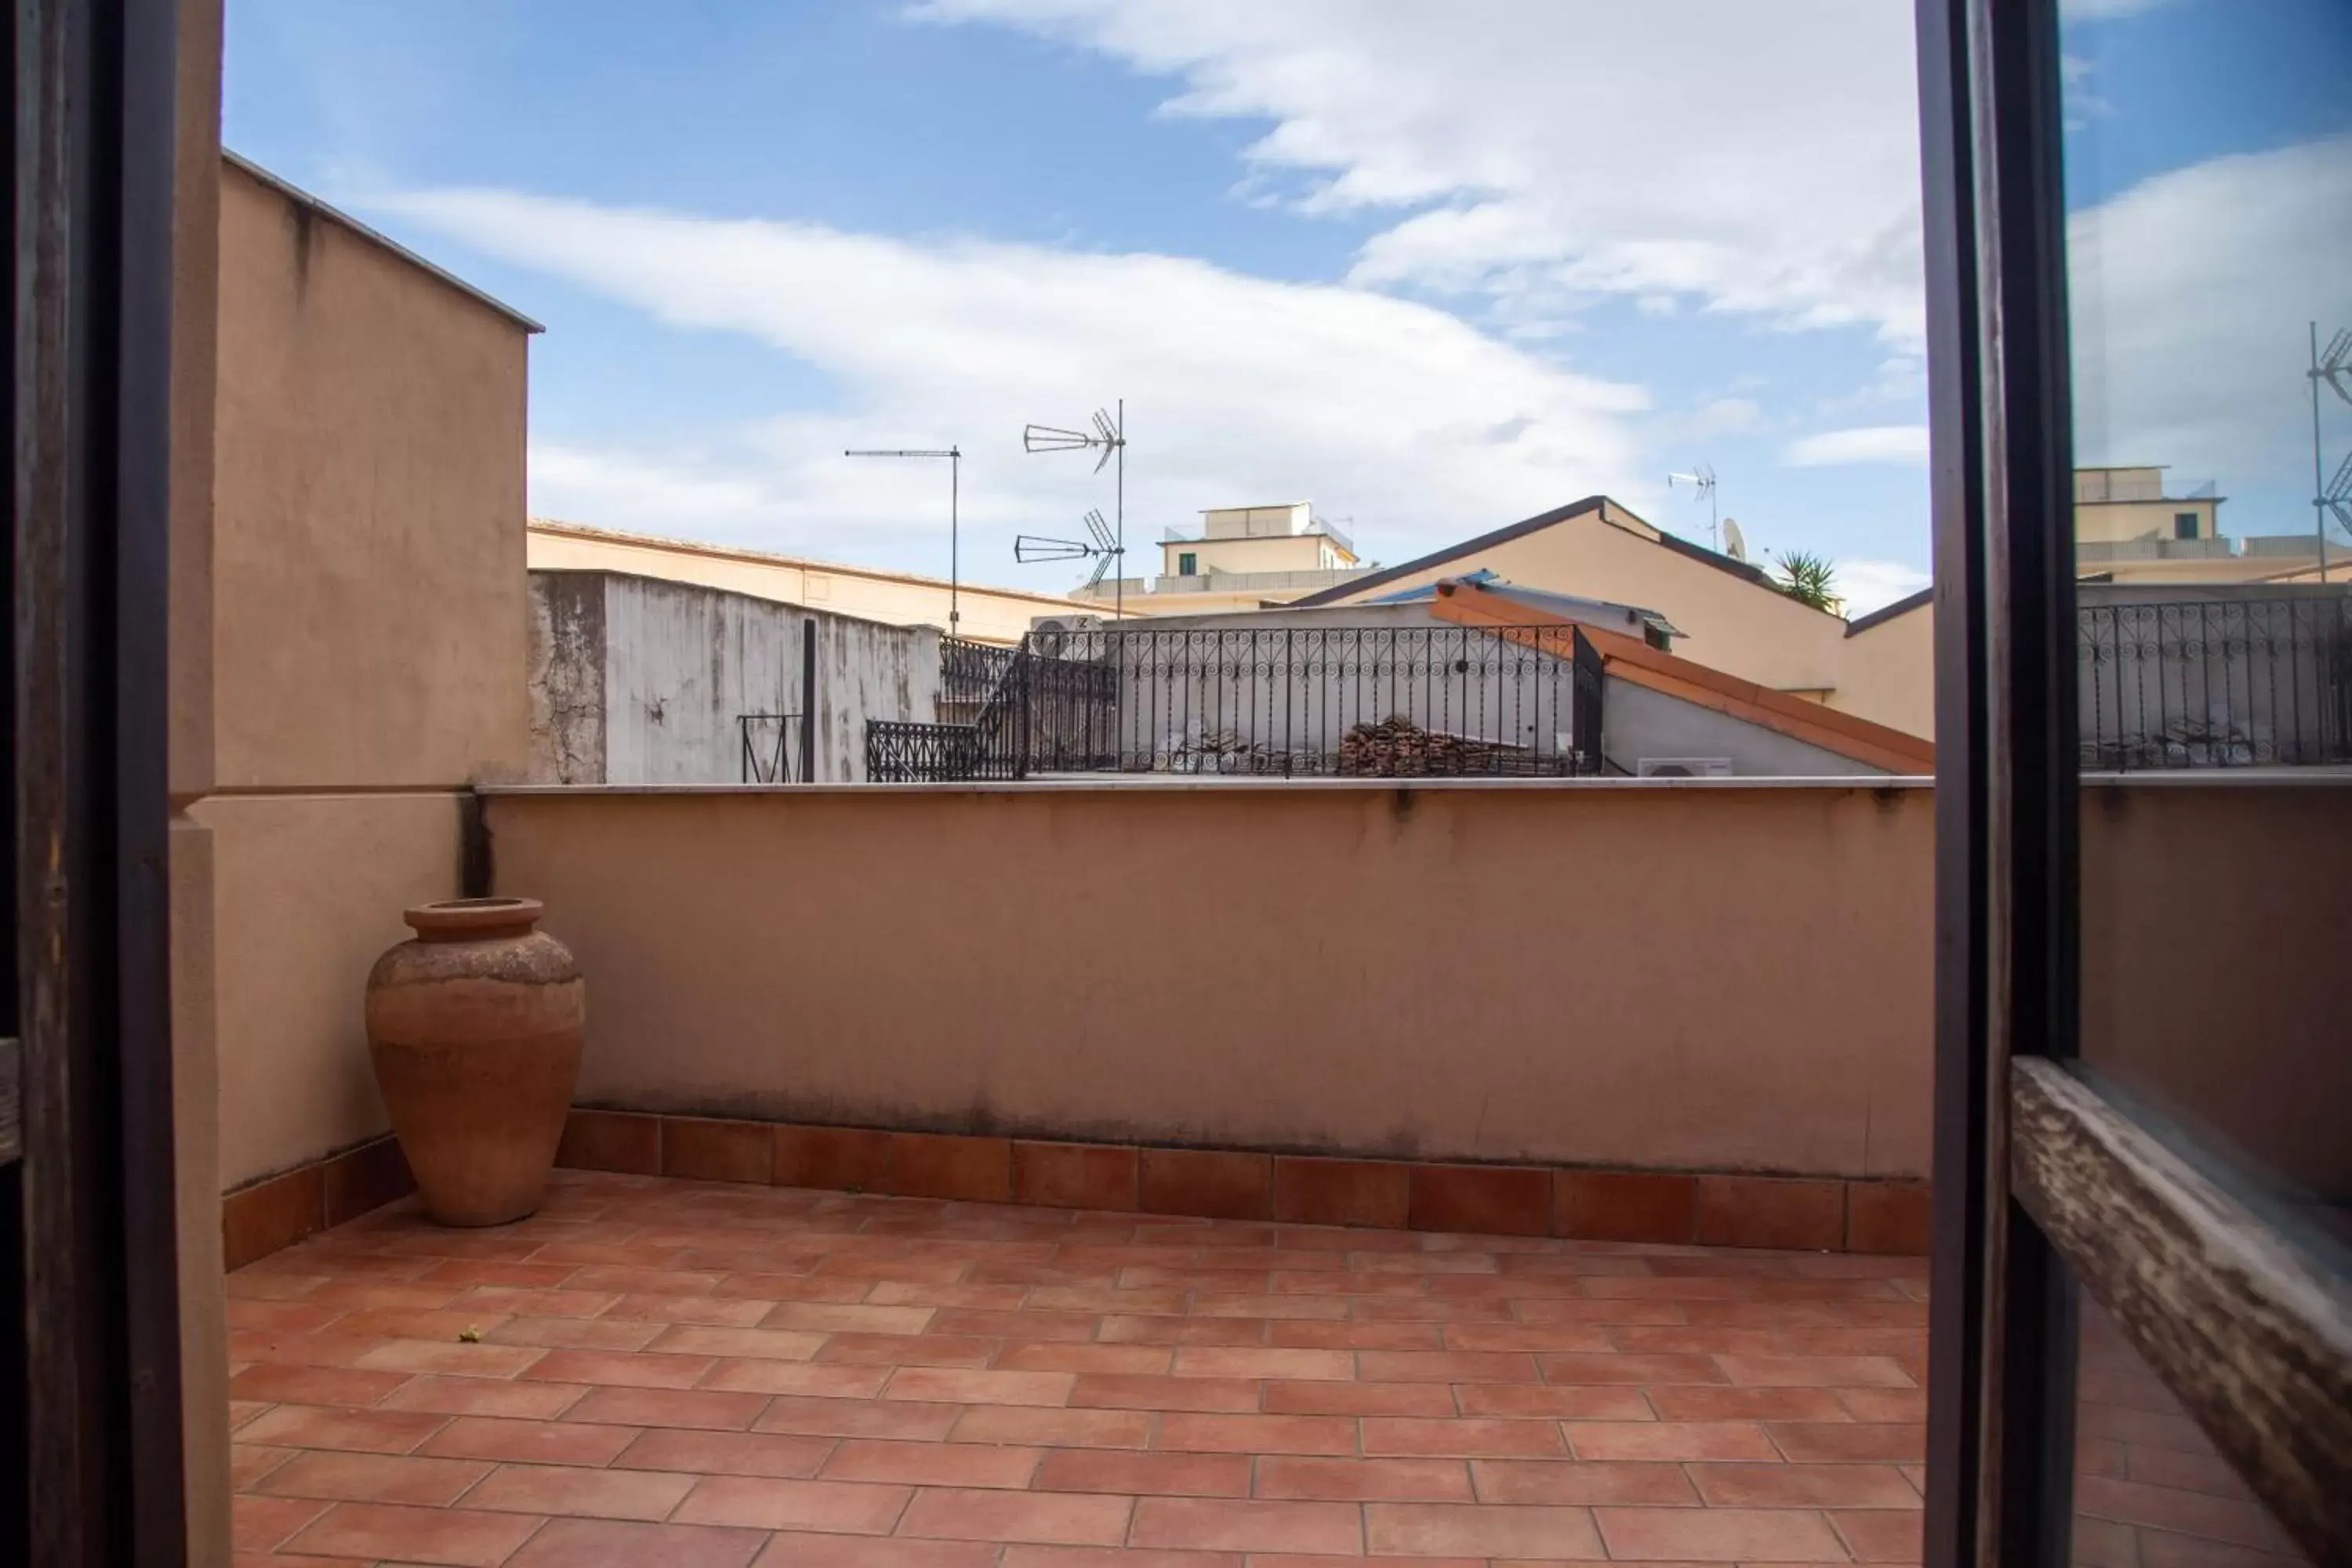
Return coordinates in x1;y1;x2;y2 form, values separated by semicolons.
365;897;585;1226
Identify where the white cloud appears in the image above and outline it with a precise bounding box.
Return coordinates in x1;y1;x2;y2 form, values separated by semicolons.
1835;558;1933;618
376;187;1650;574
1782;425;1929;467
2067;135;2352;502
915;1;1926;347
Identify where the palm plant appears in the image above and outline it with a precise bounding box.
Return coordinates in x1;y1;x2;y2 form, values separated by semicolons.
1774;550;1842;613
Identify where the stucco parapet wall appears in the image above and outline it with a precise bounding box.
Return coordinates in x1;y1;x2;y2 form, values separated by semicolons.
477;775;1935;799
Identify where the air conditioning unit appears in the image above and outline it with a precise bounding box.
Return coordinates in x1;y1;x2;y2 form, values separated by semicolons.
1635;757;1734;779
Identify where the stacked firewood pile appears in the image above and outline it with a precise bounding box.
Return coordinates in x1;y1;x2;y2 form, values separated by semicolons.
1339;716;1510;776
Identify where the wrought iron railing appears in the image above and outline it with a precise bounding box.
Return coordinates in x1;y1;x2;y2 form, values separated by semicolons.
739;713;808;783
868;624;1605;781
2078;597;2352;769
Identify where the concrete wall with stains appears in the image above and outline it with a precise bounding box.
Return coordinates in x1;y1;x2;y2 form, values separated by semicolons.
528;570;943;784
485;780;1936;1178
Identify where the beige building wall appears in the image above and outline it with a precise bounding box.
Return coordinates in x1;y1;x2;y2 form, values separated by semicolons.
1317;503;1855;699
485;782;1935;1179
1831;599;1936;739
192;154;536;1193
2075;496;2220;545
528;519;1109;646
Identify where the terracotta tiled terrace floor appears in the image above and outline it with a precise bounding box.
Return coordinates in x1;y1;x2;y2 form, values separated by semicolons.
227;1171;1930;1566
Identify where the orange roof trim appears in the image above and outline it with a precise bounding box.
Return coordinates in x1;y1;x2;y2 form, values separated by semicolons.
1431;580;1936;774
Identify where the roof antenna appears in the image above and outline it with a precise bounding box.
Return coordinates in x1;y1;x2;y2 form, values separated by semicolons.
1667;464;1720;553
1023;402;1127;618
1014;507;1123;592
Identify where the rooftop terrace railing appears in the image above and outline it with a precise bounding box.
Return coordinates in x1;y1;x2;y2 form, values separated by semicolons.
2078;596;2352;769
869;623;1605;782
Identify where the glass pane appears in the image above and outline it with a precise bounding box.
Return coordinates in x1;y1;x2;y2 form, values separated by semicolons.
2062;1;2352;1258
2071;1287;2310;1566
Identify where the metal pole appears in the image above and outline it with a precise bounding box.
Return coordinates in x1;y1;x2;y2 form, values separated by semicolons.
1114;400;1125;624
2314;322;2330;584
950;447;961;634
800;618;818;782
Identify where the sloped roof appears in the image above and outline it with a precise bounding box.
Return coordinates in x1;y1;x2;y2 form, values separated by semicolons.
1290;494;1784;608
1844;586;1933;637
1431;579;1935;773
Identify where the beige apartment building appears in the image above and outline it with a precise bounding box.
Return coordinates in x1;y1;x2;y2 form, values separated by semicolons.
2074;463;2325;585
1071;500;1371;615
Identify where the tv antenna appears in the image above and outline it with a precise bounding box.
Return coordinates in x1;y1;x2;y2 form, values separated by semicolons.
845;445;962;633
1668;464;1721;552
1023;401;1126;618
2308;324;2352;583
1014;507;1123;592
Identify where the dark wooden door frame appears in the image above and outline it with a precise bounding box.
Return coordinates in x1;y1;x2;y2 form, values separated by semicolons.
11;0;187;1563
1917;0;2082;1563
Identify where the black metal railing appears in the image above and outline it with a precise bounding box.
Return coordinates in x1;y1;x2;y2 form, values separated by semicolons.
868;624;1605;782
739;713;807;783
2078;597;2352;769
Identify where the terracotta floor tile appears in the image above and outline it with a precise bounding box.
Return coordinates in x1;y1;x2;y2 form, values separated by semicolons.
1687;1462;1922;1508
753;1534;1004;1568
228;1364;412;1408
1832;1508;1926;1563
819;1332;1002;1369
1033;1449;1253;1498
1129;1497;1363;1555
931;1308;1101;1341
700;1359;892;1399
380;1375;592;1420
1359;1350;1540;1384
1452;1385;1653;1421
251;1450;492;1507
1000;1343;1178;1376
229;1299;353;1334
601;1293;775;1326
1442;1323;1616;1354
1717;1354;1916;1388
952;1405;1155;1450
1361;1418;1566;1458
897;1486;1134;1544
1469;1458;1697;1506
518;1348;712;1389
418;1416;641;1467
352;1338;546;1380
564;1265;726;1296
1644;1385;1850;1422
1000;1551;1242;1568
462;1461;698;1521
1156;1414;1359;1456
1255;1457;1475;1502
1363;1501;1606;1558
1170;1348;1354;1382
1095;1315;1267;1348
886;1366;1076;1406
505;1516;768;1568
820;1439;1044;1489
755;1393;964;1441
759;1301;938;1334
1564;1421;1778;1461
1768;1421;1925;1463
1535;1352;1726;1385
231;1443;297;1490
1595;1505;1850;1563
419;1260;582;1290
231;1497;332;1553
1262;1380;1457;1418
1269;1320;1443;1352
237;1405;452;1456
281;1502;545;1567
483;1316;662;1353
1838;1387;1929;1423
673;1475;912;1533
447;1286;622;1320
612;1427;833;1479
225;1329;382;1370
1072;1374;1262;1414
563;1386;771;1432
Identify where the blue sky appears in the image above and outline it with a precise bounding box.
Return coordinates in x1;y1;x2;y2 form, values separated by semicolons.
223;1;2347;612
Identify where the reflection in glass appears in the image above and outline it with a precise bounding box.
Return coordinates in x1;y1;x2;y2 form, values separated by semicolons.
2071;1290;2308;1566
2062;0;2352;1258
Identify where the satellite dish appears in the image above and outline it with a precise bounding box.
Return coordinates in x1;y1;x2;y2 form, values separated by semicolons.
1722;517;1748;563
